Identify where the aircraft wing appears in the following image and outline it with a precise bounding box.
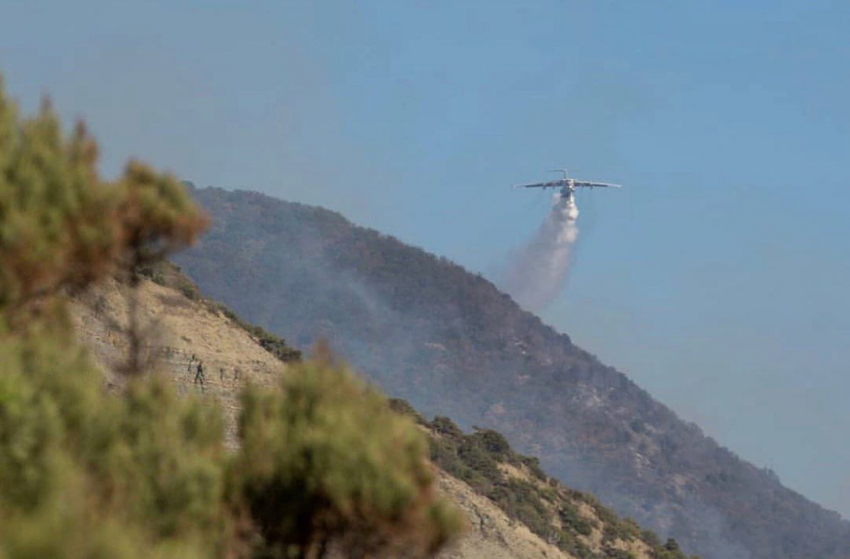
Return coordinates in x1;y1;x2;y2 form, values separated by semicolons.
515;180;565;189
572;180;621;188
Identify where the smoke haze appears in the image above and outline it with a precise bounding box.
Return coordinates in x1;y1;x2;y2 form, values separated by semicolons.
502;193;580;312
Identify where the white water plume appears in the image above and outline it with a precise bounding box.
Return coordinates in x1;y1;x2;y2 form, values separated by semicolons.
502;193;579;312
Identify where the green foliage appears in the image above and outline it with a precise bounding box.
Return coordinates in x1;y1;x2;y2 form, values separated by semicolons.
559;503;594;536
243;323;302;363
0;78;207;315
519;454;548;481
641;529;662;547
0;333;228;559
431;416;465;438
232;358;463;558
115;160;209;272
420;408;699;559
425;414;575;551
387;397;423;421
0;338;459;559
0;74;458;559
650;538;700;559
469;427;511;457
558;533;593;559
0;93;116;310
492;479;552;536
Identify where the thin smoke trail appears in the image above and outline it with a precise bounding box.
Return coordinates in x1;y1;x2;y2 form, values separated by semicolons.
502;193;579;312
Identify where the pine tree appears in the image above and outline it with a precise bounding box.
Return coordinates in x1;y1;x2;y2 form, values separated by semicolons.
0;74;462;559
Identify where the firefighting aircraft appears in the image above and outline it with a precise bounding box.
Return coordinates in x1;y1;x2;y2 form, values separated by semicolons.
515;169;621;203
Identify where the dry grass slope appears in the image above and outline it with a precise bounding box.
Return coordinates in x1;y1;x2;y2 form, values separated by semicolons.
71;277;569;558
70;275;691;559
70;277;283;444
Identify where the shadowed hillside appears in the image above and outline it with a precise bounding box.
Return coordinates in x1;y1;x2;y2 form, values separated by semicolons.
175;186;850;559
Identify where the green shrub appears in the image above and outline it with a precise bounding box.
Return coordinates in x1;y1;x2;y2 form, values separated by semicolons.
431;416;464;438
520;454;548;481
559;503;593;536
0;333;229;558
231;358;464;558
641;529;661;547
387;397;422;421
470;427;511;457
0;335;462;559
0;73;460;559
251;326;302;362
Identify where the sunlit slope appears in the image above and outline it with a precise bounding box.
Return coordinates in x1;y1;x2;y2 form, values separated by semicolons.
69;275;284;445
71;270;695;559
174;186;850;559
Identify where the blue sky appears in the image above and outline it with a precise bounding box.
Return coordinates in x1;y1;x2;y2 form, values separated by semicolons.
2;0;849;516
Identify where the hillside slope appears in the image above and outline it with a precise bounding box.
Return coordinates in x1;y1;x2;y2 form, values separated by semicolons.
70;275;284;445
174;186;850;559
70;272;693;559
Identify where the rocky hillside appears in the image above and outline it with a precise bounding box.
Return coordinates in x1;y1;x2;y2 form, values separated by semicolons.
70;268;695;559
173;186;850;559
69;271;285;445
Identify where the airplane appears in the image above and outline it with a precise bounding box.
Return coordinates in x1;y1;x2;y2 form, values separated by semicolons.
515;169;621;204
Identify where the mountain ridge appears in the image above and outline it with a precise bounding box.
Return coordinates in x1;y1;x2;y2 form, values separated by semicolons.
174;185;850;559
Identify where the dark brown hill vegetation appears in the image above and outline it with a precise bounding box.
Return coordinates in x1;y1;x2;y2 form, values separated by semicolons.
176;186;850;559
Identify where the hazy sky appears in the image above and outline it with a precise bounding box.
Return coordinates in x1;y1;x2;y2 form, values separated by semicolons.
2;1;848;516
